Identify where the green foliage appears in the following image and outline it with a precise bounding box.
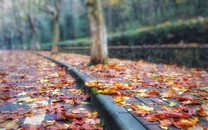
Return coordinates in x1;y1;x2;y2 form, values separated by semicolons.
1;0;208;50
92;88;99;95
59;38;90;47
41;17;208;49
108;17;208;46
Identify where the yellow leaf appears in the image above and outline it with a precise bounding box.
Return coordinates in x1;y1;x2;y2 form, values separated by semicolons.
136;93;148;97
113;96;126;106
161;90;174;98
80;101;90;105
132;89;147;93
38;79;48;84
45;120;56;126
169;102;177;107
175;117;198;129
0;119;19;129
160;126;168;130
51;89;61;95
162;98;168;101
69;89;82;95
172;85;187;94
18;97;36;103
64;123;70;129
200;87;208;93
136;104;154;112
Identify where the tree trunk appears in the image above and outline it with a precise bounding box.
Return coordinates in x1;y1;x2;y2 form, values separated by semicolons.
35;31;41;50
52;15;59;53
28;15;41;50
87;0;108;65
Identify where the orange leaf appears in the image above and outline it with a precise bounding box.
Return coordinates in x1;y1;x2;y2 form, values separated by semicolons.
197;108;207;117
173;117;198;129
157;106;191;119
159;118;173;127
131;104;154;116
161;90;174;98
145;90;160;97
113;96;126;106
145;114;160;122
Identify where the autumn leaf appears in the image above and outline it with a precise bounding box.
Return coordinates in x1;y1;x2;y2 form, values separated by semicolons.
65;110;87;119
38;79;49;84
85;80;101;87
157;106;191;119
18;97;36;103
131;104;154;116
172;85;188;94
69;89;82;95
173;117;198;129
19;124;39;130
161;90;174;98
145;90;160;97
175;95;200;105
199;87;208;93
197;108;207;117
113;96;127;106
112;82;129;90
99;88;121;95
47;103;65;114
44;120;56;126
135;89;148;97
145;114;160;122
181;100;200;105
159;118;173;128
136;89;160;98
169;101;177;107
0;52;103;130
175;95;194;101
71;97;80;105
97;88;110;94
148;82;159;87
37;51;208;129
188;125;208;130
0;119;19;130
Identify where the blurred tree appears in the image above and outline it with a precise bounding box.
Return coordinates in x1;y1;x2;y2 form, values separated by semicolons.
87;0;108;64
25;0;41;50
45;0;62;53
0;0;208;50
11;0;23;49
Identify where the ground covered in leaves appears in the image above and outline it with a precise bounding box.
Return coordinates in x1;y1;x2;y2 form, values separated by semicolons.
40;51;208;130
0;51;102;130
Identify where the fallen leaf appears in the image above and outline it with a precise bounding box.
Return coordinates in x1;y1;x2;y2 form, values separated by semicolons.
18;97;36;103
159;118;173;127
113;96;126;106
169;101;177;107
0;119;19;130
173;117;198;129
131;104;154;116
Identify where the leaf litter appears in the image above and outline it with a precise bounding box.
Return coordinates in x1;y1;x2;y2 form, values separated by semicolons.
40;51;208;129
0;51;102;130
